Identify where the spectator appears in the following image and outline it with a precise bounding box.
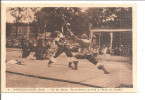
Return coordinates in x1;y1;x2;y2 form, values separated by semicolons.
21;37;30;58
35;39;43;60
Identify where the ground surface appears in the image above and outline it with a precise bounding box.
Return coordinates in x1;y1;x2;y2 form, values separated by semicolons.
6;48;133;88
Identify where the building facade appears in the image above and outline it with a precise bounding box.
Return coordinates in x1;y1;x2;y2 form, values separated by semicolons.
6;23;35;39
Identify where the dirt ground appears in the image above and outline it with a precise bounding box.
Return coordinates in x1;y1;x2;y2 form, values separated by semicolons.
6;48;132;88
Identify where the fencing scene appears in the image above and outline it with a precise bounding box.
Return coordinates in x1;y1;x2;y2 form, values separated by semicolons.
6;7;133;89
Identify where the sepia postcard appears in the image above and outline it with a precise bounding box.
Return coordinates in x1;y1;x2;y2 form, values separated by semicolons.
1;3;137;93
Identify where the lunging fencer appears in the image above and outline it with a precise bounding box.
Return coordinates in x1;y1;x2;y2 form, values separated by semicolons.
67;30;110;74
48;31;78;70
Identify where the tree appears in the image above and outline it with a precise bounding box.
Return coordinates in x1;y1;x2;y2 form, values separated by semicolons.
86;7;132;29
32;7;132;39
34;7;81;37
70;12;90;36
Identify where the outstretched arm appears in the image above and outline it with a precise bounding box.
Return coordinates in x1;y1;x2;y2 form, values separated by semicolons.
67;30;81;42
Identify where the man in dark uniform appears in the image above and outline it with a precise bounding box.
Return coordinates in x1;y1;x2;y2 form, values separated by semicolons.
29;40;35;52
21;37;30;58
41;40;51;60
35;38;44;60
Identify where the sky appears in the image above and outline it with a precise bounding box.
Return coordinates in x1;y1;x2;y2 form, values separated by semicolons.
6;11;15;23
6;7;37;23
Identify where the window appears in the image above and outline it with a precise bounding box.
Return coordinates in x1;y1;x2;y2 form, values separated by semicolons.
18;27;22;34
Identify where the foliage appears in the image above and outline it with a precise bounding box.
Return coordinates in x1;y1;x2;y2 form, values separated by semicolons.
86;7;132;28
8;7;132;38
33;7;81;36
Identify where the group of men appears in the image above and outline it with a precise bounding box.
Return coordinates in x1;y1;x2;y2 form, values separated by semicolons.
48;30;110;74
21;36;50;60
35;38;50;60
20;28;109;74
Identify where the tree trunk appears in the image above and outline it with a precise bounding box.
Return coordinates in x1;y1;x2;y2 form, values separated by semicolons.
15;22;18;39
